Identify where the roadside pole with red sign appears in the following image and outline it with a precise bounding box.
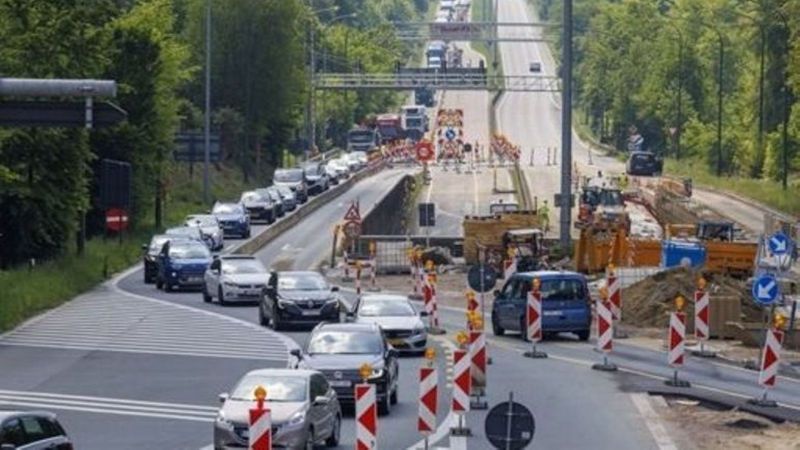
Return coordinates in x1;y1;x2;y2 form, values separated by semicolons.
105;207;129;243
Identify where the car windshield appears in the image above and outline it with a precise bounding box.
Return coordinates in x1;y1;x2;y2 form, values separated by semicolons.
277;186;293;196
599;190;623;207
230;375;307;402
406;118;423;127
256;189;279;201
274;169;303;182
186;216;217;227
168;244;210;259
307;331;383;354
222;259;266;274
359;300;415;317
278;274;327;291
241;192;265;203
304;166;321;176
213;204;242;215
633;153;653;163
148;236;170;254
166;227;198;238
348;131;374;143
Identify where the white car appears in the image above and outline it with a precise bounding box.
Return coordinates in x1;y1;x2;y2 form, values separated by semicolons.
185;214;224;251
348;151;368;168
203;255;269;305
347;294;428;355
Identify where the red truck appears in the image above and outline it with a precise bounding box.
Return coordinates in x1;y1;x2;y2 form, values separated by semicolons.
376;113;404;143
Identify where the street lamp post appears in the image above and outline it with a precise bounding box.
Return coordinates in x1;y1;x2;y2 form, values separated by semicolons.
203;0;211;204
559;0;573;249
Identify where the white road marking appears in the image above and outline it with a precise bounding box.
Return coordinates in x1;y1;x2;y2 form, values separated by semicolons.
629;393;679;450
0;389;216;423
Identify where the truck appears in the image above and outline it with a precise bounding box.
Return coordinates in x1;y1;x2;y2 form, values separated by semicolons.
576;176;629;231
346;126;380;153
376;113;404;143
415;87;434;107
401;105;428;142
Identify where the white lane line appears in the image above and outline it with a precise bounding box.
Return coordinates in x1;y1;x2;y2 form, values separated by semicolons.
0;389;218;410
0;395;215;417
629;393;679;450
0;399;214;423
0;342;284;361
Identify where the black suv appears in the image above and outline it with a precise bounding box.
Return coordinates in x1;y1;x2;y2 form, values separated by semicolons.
259;271;340;330
291;322;400;415
626;151;663;176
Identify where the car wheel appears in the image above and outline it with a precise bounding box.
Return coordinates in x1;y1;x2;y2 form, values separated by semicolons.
218;287;226;306
378;391;391;415
325;415;340;447
390;384;398;405
577;330;590;341
243;229;251;239
492;316;505;336
202;286;212;303
155;278;163;290
165;283;173;293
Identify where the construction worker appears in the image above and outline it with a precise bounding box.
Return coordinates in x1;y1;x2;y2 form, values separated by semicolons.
538;200;551;233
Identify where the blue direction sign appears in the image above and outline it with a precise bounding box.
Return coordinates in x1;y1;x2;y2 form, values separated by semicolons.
752;273;780;306
768;231;791;256
445;127;456;141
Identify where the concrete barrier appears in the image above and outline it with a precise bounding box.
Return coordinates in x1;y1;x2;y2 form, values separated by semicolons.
232;162;387;256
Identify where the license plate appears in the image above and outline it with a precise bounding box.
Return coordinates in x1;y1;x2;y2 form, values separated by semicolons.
389;338;405;346
240;429;249;438
186;277;202;283
301;310;320;316
244;290;261;296
329;380;351;387
543;311;562;316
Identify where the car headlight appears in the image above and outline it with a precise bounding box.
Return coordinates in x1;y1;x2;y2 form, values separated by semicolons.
170;271;178;277
285;410;306;429
413;324;426;335
324;297;339;305
216;411;234;430
277;299;293;309
223;281;236;288
368;368;384;380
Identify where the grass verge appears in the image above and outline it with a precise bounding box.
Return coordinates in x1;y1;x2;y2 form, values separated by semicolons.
663;159;800;216
471;0;503;80
0;163;258;332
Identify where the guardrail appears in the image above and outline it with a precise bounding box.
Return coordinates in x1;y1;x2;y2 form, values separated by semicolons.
232;161;387;256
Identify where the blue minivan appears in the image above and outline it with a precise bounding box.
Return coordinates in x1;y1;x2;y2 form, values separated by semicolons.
491;271;592;341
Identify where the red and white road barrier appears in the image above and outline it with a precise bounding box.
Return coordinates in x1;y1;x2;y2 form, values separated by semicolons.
668;312;686;366
417;366;438;435
469;330;487;392
248;402;271;450
355;383;377;450
526;288;542;343
423;274;441;330
503;258;517;281
451;349;471;414
597;299;613;353
607;270;621;321
355;265;362;296
758;329;784;388
694;288;709;340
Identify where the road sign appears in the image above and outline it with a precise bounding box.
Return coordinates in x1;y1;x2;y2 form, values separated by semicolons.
344;202;361;223
418;203;436;227
0;100;127;128
105;208;129;232
467;265;497;292
752;273;780;306
484;394;535;450
463;143;472;152
445;128;456;141
768;231;791;256
343;221;361;240
416;141;434;162
173;132;221;163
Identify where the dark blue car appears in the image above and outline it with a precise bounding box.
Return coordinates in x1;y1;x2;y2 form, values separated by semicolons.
155;239;212;292
212;202;251;238
491;271;592;341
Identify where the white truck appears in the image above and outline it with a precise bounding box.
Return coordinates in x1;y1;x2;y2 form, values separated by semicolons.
401;105;428;142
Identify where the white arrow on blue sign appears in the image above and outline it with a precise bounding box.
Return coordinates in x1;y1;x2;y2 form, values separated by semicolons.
445;128;456;141
768;231;791;256
751;273;780;306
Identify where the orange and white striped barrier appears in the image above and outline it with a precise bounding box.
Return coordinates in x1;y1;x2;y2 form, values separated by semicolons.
469;329;488;409
368;259;380;292
592;298;617;371
417;366;437;436
759;328;783;388
248;386;271;450
665;297;690;387
503;257;517;281
356;383;377;449
450;343;472;436
423;272;444;334
692;279;716;357
607;268;621;321
524;279;547;358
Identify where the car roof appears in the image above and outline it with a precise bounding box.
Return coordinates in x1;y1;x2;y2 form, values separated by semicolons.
360;294;410;303
243;368;315;378
514;270;586;280
315;322;379;332
0;410;57;421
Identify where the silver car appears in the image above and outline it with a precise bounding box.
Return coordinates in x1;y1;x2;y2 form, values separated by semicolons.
0;410;73;449
185;214;225;251
214;369;341;450
203;255;268;305
348;294;428;355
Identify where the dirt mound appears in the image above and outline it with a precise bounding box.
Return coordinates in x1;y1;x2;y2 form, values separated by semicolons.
621;267;758;328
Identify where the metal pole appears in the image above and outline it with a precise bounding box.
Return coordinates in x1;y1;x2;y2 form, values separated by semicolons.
559;0;573;249
505;392;514;450
716;31;724;177
493;0;499;69
203;0;211;204
309;0;317;155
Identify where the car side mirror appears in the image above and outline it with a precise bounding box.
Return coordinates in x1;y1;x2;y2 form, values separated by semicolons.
331;285;340;292
313;395;330;406
419;310;429;317
141;243;148;251
387;347;398;358
218;392;229;403
290;348;303;359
